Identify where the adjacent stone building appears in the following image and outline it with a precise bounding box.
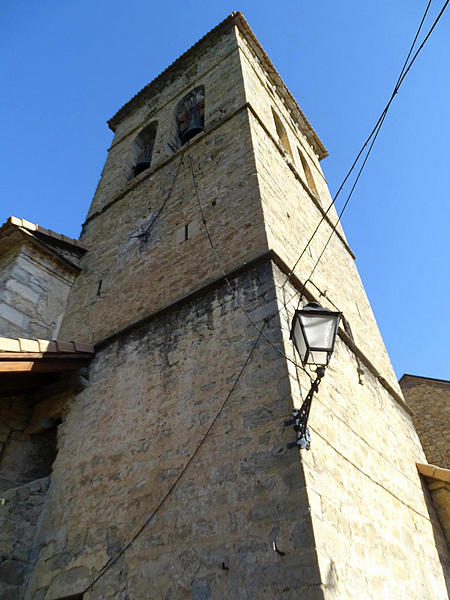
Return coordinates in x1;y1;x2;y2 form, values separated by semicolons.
0;12;448;599
400;375;450;552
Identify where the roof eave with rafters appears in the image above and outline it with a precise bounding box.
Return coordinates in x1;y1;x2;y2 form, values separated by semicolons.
0;336;94;374
107;12;328;160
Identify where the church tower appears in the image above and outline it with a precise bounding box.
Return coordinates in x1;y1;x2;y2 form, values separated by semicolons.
23;13;448;599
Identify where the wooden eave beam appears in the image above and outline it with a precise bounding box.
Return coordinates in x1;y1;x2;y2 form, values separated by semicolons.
0;358;91;373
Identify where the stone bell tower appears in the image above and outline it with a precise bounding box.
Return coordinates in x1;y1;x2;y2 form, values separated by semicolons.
24;12;448;599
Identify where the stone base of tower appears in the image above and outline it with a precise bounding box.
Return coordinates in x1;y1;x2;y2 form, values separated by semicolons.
20;256;449;599
23;259;325;600
275;265;450;599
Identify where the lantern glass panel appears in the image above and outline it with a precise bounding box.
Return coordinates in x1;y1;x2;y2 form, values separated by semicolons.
299;313;337;350
308;350;328;365
293;317;307;361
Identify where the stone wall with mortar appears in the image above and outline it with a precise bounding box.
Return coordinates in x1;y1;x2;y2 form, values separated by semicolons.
0;394;59;495
0;395;57;599
426;480;450;546
86;26;247;221
276;266;449;599
400;375;450;467
0;477;49;600
0;240;77;340
60;26;268;344
236;28;400;394
0;395;32;491
25;262;325;600
24;14;449;600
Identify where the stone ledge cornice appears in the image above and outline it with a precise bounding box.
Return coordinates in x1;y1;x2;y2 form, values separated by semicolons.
94;250;410;416
83;102;355;263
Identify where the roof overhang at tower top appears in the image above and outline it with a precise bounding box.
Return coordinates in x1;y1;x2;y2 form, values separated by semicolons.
107;12;328;160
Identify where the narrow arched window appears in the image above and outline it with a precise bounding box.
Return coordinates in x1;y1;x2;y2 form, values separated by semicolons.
271;108;293;160
298;147;318;196
132;121;157;178
175;86;205;146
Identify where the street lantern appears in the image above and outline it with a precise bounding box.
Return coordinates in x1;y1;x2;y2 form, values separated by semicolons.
285;301;341;450
290;302;341;367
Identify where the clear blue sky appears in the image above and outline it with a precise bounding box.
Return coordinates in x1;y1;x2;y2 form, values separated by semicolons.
1;1;449;380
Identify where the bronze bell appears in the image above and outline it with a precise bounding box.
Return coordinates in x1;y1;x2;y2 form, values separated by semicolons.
133;162;150;177
181;117;204;143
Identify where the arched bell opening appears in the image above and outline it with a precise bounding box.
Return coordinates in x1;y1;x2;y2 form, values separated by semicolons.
175;86;205;146
297;147;319;197
271;107;293;160
132;121;158;178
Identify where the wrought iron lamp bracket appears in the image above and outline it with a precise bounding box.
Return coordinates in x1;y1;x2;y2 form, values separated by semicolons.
284;366;326;450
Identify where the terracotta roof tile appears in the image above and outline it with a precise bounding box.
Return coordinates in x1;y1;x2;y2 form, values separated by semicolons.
416;462;450;483
55;340;76;353
18;338;40;352
0;336;94;355
0;337;20;352
37;339;58;353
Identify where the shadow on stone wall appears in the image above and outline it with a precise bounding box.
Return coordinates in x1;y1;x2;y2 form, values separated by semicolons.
420;477;450;596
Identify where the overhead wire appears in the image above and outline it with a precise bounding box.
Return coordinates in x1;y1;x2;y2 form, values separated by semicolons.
282;0;440;295
80;5;449;590
129;153;184;244
187;152;313;380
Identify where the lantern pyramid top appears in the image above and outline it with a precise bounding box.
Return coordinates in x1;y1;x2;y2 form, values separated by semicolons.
107;12;327;160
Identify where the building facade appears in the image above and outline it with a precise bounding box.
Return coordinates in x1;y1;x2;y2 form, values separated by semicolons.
0;12;448;599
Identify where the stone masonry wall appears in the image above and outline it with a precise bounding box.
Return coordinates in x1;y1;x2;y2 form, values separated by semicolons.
0;395;56;599
0;395;32;491
276;266;449;599
237;28;400;394
25;262;325;600
60;27;268;344
0;240;77;340
0;477;49;600
400;376;450;467
426;480;450;547
87;26;246;220
30;15;448;600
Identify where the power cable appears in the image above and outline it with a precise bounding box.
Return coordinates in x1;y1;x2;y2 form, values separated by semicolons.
294;0;450;306
187;152;313;380
282;0;440;291
80;5;449;588
129;154;184;244
82;322;266;594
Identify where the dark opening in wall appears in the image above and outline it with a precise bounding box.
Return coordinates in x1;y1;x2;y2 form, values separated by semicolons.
271;107;293;160
175;86;205;146
0;417;60;491
298;147;318;196
132;121;158;178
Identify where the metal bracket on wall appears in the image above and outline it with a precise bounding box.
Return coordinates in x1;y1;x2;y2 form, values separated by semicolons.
284;366;325;450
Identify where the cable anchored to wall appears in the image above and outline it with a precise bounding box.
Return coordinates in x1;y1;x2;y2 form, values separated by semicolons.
129;153;184;245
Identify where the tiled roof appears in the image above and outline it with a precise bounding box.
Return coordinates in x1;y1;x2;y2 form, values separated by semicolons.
0;336;94;355
0;336;94;393
400;373;450;385
416;462;450;483
0;216;88;252
107;12;327;159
